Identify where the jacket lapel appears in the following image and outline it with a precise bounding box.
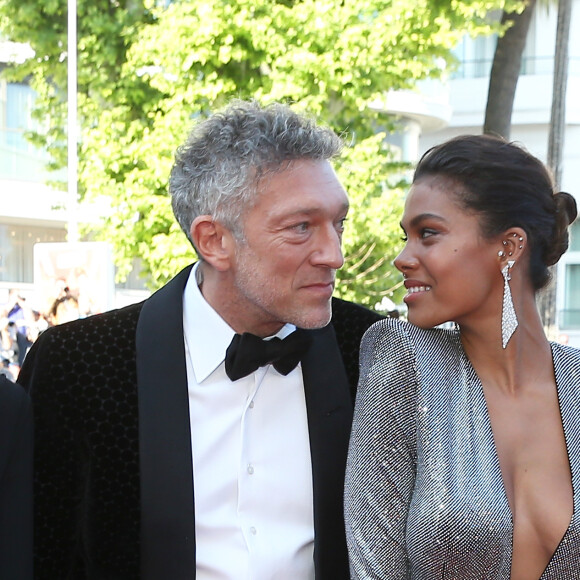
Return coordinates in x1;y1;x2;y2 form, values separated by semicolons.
301;324;353;580
136;265;196;579
137;269;353;579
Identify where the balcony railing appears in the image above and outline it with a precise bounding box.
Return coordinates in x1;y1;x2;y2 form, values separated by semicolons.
452;56;580;80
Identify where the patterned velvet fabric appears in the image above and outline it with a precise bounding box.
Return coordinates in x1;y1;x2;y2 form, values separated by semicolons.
19;294;381;579
19;303;143;579
331;297;387;402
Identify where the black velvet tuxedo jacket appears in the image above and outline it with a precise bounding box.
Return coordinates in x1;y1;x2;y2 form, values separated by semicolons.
19;265;382;580
0;376;33;580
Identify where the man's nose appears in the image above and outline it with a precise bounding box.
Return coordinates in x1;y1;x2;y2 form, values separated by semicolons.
312;224;344;269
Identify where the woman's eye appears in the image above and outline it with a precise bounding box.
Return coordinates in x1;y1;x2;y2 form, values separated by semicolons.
400;234;408;242
421;228;438;239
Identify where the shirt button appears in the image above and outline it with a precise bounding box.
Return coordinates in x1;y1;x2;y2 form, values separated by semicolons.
250;527;257;535
247;464;254;475
249;401;255;409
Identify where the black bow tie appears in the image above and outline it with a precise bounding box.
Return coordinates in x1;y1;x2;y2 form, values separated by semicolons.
224;330;312;381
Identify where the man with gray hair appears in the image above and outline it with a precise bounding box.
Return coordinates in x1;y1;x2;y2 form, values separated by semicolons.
20;100;382;579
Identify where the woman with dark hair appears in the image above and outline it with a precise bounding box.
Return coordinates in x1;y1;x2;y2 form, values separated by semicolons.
345;134;579;579
0;375;33;578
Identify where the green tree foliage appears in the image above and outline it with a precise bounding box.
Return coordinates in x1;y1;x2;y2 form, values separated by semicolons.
334;132;408;305
0;0;521;307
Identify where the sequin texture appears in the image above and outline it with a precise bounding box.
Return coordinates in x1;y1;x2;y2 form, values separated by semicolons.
501;261;518;348
345;318;580;579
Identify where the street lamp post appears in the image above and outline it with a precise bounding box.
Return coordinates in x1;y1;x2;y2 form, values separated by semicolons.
67;0;79;243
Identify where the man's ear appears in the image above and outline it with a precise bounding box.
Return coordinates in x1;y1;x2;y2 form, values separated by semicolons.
190;216;235;271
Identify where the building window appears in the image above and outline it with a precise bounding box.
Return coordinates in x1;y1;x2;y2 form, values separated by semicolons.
562;264;580;328
569;219;580;252
451;34;497;79
559;220;580;330
0;224;67;283
0;82;50;181
451;7;544;80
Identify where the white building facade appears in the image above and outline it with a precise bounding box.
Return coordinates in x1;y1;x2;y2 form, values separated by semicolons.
0;41;148;312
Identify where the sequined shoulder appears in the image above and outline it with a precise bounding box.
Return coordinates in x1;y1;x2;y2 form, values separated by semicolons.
360;319;460;371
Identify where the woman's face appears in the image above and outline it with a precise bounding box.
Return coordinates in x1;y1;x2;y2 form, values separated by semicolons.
394;176;503;329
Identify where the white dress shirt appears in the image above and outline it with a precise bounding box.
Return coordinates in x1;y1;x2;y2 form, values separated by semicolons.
183;264;315;580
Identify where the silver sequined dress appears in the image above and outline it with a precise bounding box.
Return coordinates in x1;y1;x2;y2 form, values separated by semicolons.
345;318;580;579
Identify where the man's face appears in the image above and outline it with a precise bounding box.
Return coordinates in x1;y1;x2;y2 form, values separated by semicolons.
224;159;349;336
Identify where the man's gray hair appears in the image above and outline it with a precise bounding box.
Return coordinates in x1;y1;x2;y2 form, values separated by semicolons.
169;99;344;244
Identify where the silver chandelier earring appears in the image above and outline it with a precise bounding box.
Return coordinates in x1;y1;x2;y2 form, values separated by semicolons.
501;259;517;348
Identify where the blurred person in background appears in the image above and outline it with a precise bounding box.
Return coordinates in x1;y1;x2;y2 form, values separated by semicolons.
6;290;33;366
48;291;81;326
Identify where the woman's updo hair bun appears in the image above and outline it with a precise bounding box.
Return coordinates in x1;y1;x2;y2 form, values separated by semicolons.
544;191;578;267
413;134;578;290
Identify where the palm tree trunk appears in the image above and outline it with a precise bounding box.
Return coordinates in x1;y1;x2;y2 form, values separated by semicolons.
547;0;571;188
538;0;572;336
483;0;537;139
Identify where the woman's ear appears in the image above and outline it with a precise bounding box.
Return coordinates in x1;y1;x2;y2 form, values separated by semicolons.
190;216;235;272
497;227;527;269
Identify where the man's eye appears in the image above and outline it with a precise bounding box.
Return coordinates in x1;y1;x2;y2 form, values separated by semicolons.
291;222;309;232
